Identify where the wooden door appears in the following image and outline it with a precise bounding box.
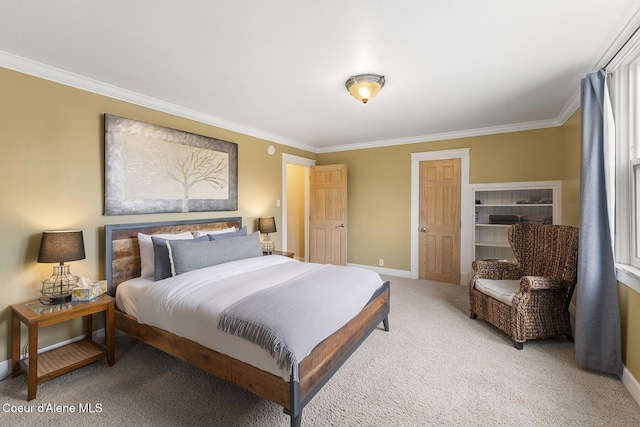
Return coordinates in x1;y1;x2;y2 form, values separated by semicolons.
309;164;347;265
419;159;461;283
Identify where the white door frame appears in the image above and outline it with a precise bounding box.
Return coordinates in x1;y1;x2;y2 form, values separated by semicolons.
281;153;316;261
410;148;471;285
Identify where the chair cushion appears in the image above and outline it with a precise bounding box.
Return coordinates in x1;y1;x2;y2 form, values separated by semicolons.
474;279;520;307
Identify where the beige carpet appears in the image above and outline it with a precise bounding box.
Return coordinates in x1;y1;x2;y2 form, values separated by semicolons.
1;275;639;426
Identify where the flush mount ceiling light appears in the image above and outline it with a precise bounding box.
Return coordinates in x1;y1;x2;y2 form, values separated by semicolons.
345;73;385;104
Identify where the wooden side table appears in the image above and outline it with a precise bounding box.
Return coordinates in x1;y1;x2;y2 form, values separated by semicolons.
264;250;295;258
11;294;115;400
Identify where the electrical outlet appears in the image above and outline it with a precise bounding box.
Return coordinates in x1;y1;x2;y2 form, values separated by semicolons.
379;259;384;266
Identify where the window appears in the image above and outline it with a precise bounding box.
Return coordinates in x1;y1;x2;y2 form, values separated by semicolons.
628;61;640;268
632;63;640;268
610;39;640;277
633;160;640;264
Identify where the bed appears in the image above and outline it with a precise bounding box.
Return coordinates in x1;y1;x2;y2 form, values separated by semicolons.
105;216;390;426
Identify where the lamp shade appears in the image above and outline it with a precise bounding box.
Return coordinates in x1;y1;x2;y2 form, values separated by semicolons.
258;217;277;234
345;74;385;104
37;230;86;264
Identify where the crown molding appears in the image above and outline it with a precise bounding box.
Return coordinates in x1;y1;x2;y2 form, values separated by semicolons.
555;89;581;126
0;50;317;153
318;118;563;153
1;50;574;155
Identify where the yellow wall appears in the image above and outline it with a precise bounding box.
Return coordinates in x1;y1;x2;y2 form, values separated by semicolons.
561;110;581;227
317;127;565;270
620;284;640;376
0;67;314;360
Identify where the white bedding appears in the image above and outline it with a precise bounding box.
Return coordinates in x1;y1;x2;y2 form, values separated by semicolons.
115;277;153;318
115;255;383;381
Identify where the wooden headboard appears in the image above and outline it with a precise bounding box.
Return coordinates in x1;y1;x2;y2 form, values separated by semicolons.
105;217;242;296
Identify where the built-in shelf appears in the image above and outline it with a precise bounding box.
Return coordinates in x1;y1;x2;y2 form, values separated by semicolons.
475;242;511;248
472;181;561;262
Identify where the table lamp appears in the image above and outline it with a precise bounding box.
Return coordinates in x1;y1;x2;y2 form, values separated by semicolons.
258;217;277;254
37;230;86;304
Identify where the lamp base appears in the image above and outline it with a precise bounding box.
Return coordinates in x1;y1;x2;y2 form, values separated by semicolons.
41;294;73;305
261;234;275;254
41;264;78;304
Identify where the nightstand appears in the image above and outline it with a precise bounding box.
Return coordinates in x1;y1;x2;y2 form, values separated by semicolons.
11;294;115;400
264;250;294;258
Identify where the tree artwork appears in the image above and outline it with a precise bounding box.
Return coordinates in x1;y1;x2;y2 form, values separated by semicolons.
105;114;238;215
129;142;229;212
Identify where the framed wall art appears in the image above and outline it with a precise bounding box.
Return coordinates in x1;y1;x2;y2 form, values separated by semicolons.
104;114;238;215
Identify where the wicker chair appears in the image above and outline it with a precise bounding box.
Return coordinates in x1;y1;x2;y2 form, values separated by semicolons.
469;222;579;349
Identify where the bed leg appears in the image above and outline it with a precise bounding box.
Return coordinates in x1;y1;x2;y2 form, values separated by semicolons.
382;316;390;332
289;376;302;427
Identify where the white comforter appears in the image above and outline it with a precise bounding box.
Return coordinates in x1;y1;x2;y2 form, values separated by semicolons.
131;256;383;380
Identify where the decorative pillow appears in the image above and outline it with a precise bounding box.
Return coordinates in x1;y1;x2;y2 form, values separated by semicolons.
208;226;248;241
152;235;209;281
137;232;193;279
168;232;262;276
193;227;237;238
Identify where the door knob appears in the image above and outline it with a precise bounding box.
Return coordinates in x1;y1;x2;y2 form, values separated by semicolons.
419;227;427;232
336;224;346;228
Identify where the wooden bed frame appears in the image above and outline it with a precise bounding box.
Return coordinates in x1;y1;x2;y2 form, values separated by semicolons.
105;217;390;427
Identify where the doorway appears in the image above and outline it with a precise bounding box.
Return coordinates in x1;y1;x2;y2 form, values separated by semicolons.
308;164;348;265
418;158;461;283
410;149;471;284
281;154;316;261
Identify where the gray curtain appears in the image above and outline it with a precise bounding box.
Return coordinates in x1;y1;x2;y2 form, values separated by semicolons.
576;69;622;375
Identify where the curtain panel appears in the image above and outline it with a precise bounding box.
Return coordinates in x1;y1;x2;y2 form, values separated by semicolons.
576;69;622;375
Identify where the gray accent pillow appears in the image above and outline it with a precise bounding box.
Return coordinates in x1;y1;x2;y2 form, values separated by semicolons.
151;235;209;281
168;232;262;275
208;225;248;240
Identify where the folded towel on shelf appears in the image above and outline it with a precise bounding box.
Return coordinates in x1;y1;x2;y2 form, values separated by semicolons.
489;214;520;225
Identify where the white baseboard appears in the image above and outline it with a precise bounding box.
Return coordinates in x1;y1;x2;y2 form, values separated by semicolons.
622;366;640;407
565;302;640;407
348;264;470;286
346;263;411;278
0;328;107;381
0;358;9;382
569;301;577;319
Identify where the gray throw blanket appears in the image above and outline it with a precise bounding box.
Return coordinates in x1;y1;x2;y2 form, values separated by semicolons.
217;264;383;381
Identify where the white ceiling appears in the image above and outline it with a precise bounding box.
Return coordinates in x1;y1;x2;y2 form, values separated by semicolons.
1;1;640;153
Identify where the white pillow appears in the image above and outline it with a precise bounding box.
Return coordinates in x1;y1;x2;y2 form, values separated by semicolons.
137;232;193;279
193;227;237;238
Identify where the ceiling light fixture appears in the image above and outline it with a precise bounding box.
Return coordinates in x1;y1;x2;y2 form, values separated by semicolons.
345;74;385;104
